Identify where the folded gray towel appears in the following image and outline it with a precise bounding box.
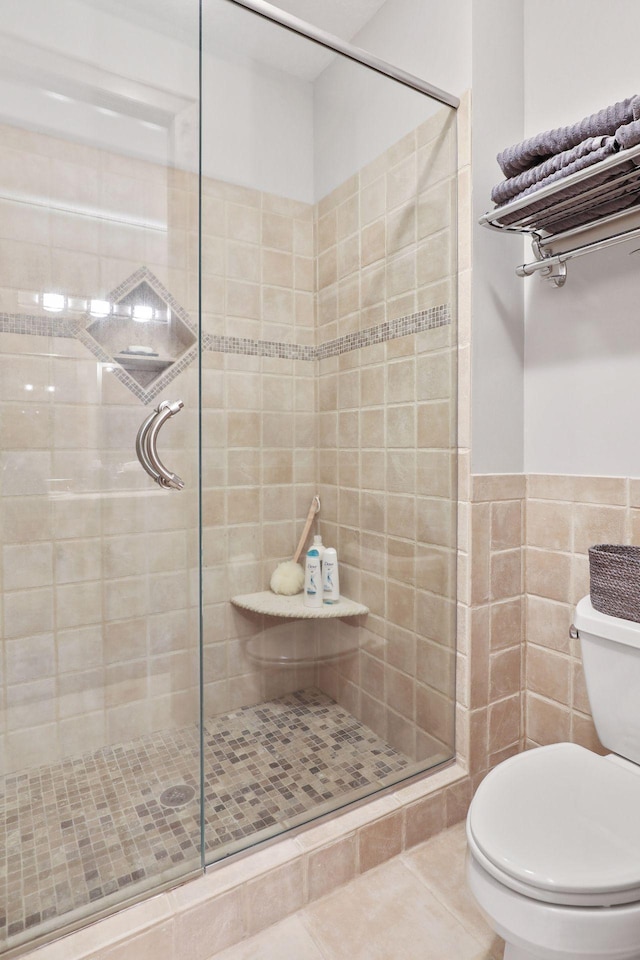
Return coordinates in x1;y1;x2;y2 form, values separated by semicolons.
491;136;616;206
615;118;640;155
492;111;640;233
497;95;640;178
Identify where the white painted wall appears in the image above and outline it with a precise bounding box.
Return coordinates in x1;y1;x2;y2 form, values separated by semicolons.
313;0;472;200
2;0;315;201
200;42;314;201
470;0;525;474
523;0;640;476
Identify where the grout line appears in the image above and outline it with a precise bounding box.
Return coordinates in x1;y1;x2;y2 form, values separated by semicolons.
298;912;338;960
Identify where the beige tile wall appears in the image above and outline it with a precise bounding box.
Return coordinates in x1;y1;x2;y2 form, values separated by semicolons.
457;472;640;772
315;106;459;763
523;474;637;752
200;180;318;718
1;98;462;779
0;334;201;774
315;109;456;344
0;122;202;774
201;180;315;344
457;475;526;783
0;120;323;771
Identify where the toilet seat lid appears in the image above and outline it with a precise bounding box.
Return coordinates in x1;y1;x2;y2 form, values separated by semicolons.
468;743;640;897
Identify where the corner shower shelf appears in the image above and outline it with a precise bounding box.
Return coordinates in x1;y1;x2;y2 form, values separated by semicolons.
231;591;369;619
480;141;640;286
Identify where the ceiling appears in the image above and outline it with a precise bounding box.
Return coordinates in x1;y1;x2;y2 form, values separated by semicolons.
81;0;390;81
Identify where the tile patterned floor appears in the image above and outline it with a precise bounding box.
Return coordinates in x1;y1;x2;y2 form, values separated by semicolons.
208;822;505;960
0;688;416;953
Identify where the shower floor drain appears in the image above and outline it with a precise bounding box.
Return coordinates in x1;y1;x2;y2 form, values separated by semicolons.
159;784;196;808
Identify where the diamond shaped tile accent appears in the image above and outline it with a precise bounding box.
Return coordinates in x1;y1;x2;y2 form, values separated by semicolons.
78;267;198;404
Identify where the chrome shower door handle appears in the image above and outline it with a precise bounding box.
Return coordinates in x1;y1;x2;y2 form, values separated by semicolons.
135;399;185;490
136;409;163;484
147;400;185;490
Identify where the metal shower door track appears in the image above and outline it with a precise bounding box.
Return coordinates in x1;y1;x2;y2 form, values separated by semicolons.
223;0;460;109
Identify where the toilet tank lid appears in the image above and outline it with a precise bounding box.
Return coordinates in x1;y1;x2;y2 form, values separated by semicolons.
575;595;640;649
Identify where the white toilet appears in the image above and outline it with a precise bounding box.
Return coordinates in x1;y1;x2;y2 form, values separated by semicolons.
466;596;640;960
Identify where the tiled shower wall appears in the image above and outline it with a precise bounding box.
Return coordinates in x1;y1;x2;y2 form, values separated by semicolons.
0;119;322;771
199;180;319;718
315;108;458;763
0;102;461;772
0;122;201;773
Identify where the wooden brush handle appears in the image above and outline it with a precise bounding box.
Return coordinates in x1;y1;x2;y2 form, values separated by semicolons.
293;495;321;564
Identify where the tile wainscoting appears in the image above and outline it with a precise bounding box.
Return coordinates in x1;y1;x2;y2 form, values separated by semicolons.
461;471;640;767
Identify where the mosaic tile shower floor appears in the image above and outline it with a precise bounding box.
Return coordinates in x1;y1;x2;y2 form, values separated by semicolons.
0;688;414;951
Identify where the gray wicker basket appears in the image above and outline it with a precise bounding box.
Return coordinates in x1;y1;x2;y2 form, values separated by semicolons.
588;544;640;623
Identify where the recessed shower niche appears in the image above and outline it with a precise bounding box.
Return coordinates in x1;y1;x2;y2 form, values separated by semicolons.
85;269;197;392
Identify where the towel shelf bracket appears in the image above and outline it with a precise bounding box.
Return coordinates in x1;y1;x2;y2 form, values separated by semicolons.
515;256;568;287
514;237;568;287
480;140;640;286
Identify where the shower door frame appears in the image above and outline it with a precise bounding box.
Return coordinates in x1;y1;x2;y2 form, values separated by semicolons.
223;0;460;108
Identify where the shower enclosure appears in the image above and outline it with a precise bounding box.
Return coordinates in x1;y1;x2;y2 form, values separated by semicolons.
0;0;459;953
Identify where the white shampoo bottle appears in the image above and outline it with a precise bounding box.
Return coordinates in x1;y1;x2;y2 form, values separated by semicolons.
322;547;339;604
303;547;323;608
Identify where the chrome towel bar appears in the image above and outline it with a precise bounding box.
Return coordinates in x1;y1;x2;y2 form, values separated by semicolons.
135;399;185;490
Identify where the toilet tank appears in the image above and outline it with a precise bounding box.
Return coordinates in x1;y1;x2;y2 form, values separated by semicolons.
574;596;640;765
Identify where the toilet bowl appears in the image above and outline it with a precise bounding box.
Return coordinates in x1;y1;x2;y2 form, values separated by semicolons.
466;598;640;960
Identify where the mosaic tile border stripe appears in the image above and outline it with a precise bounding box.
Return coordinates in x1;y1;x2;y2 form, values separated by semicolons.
203;333;315;361
203;304;451;362
316;304;451;360
1;296;451;405
0;313;76;339
1;304;450;360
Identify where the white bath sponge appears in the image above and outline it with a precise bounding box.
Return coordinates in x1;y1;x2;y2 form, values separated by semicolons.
270;560;305;596
269;495;321;596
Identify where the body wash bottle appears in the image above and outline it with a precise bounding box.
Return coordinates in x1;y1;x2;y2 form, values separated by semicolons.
322;547;339;604
303;547;323;608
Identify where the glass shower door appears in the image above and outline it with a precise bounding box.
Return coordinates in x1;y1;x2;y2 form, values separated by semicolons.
0;0;202;952
199;0;458;864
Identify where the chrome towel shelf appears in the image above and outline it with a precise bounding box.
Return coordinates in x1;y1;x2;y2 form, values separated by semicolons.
480;142;640;286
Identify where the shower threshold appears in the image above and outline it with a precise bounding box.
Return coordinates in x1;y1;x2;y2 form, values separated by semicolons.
0;688;437;954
